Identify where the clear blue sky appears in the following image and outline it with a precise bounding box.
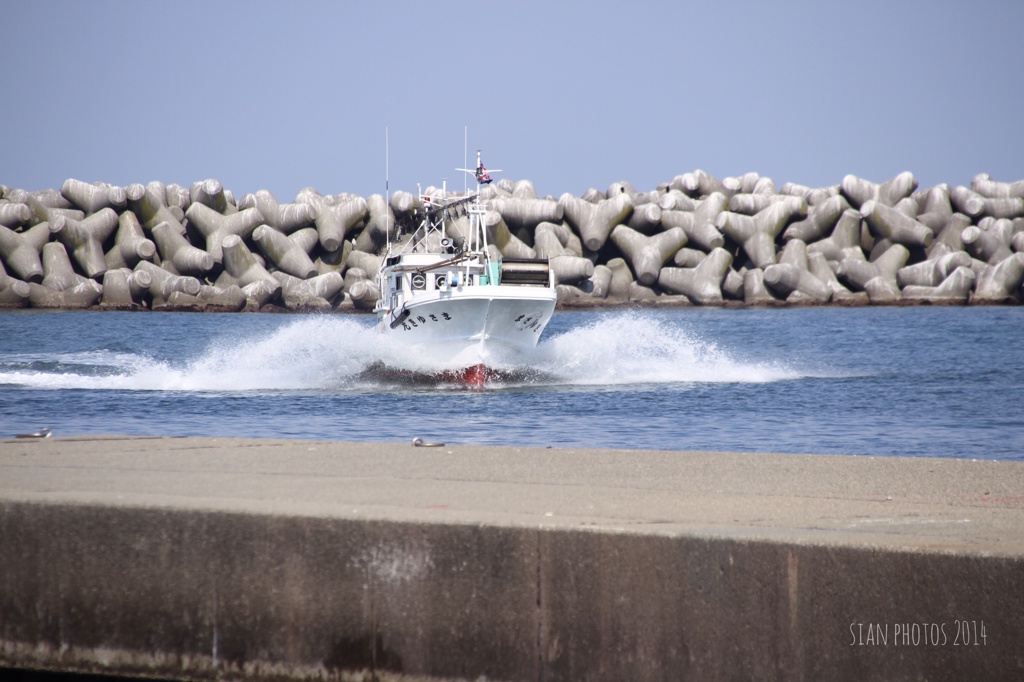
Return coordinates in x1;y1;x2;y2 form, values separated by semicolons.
3;0;1022;201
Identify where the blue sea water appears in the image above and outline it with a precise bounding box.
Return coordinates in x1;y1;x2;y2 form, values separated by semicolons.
0;307;1021;459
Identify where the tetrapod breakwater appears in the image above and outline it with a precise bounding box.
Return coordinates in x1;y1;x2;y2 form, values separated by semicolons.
1;171;1023;312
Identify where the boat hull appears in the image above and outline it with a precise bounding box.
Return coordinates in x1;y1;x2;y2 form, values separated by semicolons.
376;285;556;368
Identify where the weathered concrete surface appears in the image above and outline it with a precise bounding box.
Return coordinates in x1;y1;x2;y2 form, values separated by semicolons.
1;436;1022;681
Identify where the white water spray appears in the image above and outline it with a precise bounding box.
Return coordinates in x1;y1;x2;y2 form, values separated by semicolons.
0;314;804;392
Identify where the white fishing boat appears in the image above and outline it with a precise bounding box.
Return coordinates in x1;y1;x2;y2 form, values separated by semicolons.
372;153;556;385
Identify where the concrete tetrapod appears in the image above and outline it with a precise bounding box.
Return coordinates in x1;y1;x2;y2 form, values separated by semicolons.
483;211;535;259
126;268;152;305
859;200;934;249
607;180;637;199
665;169;740;198
716;202;795;268
27;279;102;309
510;178;538;199
17;190;81;227
806;210;863;262
273;271;344;308
105;211;156;270
779;181;836;206
164;284;247;312
673;248;706;268
897;251;974;288
807;252;867;303
345;250;383;279
762;240;831;302
979;217;1015;246
763;263;831;303
549;255;595;285
657;247;733;305
728;193;808;219
840;171;917;209
151;222;215;277
925;214;972;258
0;223;49;283
979;197;1024;220
722;268;744;301
134;261;201;304
240;190;317;234
126;183;187;235
625;203;664;234
189;178;233;214
287;227;320;258
50;208;119;280
962;226;1014;265
730;171;759;194
342;267;368;297
185;202;265;264
587;264;613;299
972;172;1024;199
660;192;728;252
304;193;367;252
100;268;141;310
862;276;902;303
32;188;76;209
605;258;634;300
658;189;696;212
253;225;317;279
491;197;564;233
0;260;30;307
902;266;976;302
0;201;32;228
164;184;191;212
347;278;379;311
949;186;986;218
537;221;582;257
60;179;127;214
914;185;953;218
39;241;85;292
236;279;278;309
558;191;633;252
28;242;102;308
315;241;351;276
353;194;395;253
218;234;282;302
627;280;659;302
609;225;688;286
533;223;568;260
388;190;421;218
836;244;910;294
632;189;664;207
742;268;777;305
972;252;1024;303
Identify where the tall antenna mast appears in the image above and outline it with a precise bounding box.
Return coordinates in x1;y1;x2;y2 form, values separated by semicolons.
463;125;468;195
385;126;390;252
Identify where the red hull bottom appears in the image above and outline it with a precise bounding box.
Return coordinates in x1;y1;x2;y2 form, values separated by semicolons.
361;361;507;388
437;363;493;387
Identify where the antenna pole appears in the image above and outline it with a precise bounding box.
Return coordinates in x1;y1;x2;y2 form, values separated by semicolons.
385;127;390;252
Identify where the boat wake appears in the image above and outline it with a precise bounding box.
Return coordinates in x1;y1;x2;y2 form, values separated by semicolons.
0;313;805;393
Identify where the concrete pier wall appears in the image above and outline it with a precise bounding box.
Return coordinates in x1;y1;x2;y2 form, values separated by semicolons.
2;171;1023;311
1;436;1022;681
3;502;1021;682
